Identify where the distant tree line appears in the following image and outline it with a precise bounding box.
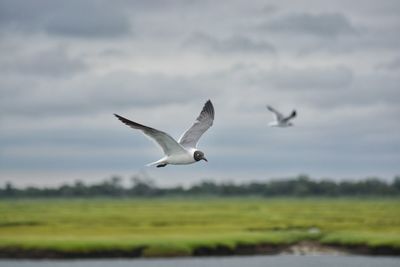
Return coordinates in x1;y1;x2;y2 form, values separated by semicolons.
1;175;400;198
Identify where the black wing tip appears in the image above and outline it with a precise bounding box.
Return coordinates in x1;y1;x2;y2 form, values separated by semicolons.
204;99;215;117
114;113;128;122
114;113;139;127
292;110;297;117
114;113;122;120
205;99;213;109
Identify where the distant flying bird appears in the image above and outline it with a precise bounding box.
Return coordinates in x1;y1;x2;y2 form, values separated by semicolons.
114;100;214;168
266;105;297;127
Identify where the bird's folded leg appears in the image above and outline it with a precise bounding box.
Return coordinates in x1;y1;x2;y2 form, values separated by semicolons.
157;164;167;168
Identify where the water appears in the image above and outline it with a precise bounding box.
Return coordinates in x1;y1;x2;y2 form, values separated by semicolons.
0;255;399;267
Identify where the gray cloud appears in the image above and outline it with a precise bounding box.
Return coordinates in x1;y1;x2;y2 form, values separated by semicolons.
0;70;220;117
85;71;218;111
269;66;353;90
44;4;131;38
183;32;276;54
236;64;400;111
239;65;354;91
295;27;400;55
0;0;132;37
376;57;400;71
260;12;357;38
0;46;87;77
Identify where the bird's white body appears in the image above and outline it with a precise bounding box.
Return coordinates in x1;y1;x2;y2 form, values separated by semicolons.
148;148;197;166
268;121;293;127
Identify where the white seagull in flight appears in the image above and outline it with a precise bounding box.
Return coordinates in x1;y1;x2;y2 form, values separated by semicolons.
266;105;297;127
114;100;214;167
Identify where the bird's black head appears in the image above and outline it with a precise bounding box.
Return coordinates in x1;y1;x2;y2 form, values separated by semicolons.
194;150;207;162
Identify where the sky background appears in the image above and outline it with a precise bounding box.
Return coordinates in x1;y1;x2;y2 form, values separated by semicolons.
1;0;399;187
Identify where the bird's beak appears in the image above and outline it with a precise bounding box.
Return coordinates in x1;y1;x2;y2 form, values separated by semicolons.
202;157;208;162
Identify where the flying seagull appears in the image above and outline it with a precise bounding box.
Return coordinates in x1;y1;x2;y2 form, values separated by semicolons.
114;100;214;168
266;105;296;127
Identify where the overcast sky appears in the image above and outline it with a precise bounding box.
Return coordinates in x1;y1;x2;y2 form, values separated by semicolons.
1;0;399;187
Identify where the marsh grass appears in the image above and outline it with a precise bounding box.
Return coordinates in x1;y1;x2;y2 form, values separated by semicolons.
0;197;399;256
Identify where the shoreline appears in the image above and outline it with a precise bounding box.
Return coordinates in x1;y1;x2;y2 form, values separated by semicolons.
0;242;399;259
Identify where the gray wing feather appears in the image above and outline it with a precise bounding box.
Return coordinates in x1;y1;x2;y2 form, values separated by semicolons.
178;100;215;148
266;105;284;121
114;114;186;156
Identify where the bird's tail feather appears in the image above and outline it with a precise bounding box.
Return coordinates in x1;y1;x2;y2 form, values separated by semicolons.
146;158;166;167
146;161;159;167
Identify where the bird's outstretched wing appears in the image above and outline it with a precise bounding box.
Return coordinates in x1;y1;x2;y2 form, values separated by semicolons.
178;100;215;148
283;110;297;122
114;114;187;156
266;105;284;121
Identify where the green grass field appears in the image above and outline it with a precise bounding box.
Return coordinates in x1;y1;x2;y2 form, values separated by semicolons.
0;198;399;257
